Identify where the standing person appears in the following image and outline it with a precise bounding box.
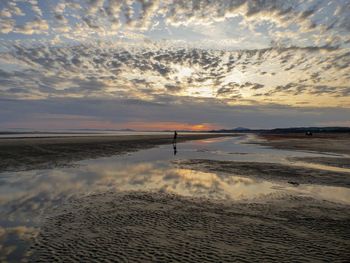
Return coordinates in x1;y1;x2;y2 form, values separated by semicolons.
173;130;177;144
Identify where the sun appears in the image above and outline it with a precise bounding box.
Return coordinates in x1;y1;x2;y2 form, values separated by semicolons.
173;64;194;79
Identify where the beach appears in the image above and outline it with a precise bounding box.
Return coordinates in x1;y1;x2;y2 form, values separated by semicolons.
0;133;349;262
0;133;232;172
31;191;350;262
254;132;350;155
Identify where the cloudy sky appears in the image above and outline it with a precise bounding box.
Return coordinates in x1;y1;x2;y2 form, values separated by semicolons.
0;0;349;130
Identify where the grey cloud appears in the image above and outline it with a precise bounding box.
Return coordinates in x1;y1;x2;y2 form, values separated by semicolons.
165;84;182;93
1;97;350;129
309;85;337;95
271;83;309;96
243;82;264;90
216;86;239;97
5;87;30;94
308;86;350;97
270;83;349;97
54;14;65;21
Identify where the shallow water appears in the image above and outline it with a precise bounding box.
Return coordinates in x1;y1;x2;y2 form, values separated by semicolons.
0;131;211;138
0;135;349;261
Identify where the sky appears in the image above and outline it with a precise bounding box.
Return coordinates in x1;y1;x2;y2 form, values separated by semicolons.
0;0;349;131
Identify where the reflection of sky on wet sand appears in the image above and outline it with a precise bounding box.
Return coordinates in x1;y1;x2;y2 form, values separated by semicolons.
1;135;350;261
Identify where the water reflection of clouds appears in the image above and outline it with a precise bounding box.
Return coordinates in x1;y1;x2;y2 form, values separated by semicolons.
191;137;229;145
2;158;350;230
72;162;278;201
1;136;349;230
0;161;277;226
0;225;37;262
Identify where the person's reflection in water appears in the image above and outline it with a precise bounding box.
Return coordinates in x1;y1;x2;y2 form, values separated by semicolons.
173;131;178;155
173;143;177;155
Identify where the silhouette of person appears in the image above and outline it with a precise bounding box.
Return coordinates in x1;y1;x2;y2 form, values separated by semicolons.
173;143;177;155
173;130;178;144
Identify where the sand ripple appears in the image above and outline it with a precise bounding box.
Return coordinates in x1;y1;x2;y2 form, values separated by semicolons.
30;192;350;262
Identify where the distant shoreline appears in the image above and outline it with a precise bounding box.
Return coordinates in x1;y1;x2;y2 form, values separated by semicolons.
0;131;218;139
0;133;235;173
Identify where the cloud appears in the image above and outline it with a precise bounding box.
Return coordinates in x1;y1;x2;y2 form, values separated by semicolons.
0;0;349;131
0;18;15;34
268;83;350;98
29;0;43;16
216;81;265;98
0;1;25;18
0;44;349;107
14;18;49;35
0;0;349;49
242;82;264;90
164;83;182;93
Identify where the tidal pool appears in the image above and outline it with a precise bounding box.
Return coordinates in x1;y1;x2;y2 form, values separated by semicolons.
0;135;349;261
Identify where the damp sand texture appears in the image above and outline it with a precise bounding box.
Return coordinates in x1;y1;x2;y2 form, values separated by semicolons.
30;192;350;262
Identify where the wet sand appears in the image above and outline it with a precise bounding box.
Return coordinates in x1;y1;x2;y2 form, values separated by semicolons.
0;134;231;172
289;156;350;169
14;133;350;261
254;132;350;155
177;159;350;187
251;132;350;172
30;191;350;262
